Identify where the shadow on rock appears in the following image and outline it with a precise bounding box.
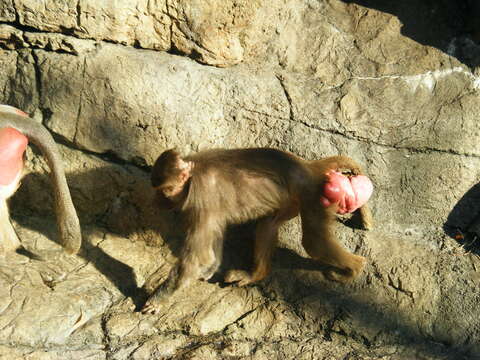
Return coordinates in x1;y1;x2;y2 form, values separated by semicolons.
10;165;181;310
256;271;475;360
82;231;150;311
340;0;480;68
444;182;480;255
210;218;358;286
12;214;151;310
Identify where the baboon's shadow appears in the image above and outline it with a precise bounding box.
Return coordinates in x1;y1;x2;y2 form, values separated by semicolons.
212;214;363;284
11;167;156;310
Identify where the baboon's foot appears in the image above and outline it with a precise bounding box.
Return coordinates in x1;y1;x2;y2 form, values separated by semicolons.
324;254;366;283
224;270;255;287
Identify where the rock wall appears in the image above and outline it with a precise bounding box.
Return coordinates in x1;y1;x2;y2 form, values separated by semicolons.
1;1;480;359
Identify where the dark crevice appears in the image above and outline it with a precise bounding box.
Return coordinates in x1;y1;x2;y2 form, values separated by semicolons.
75;0;81;29
275;74;295;122
6;49;21;106
100;312;113;359
167;43;188;58
12;2;20;24
72;57;87;144
35;46;75;55
166;0;175;52
131;39;143;50
0;21;53;35
30;50;44;111
0;41;82;55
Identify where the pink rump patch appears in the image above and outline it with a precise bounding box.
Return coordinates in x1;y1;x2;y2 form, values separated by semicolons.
0;127;28;185
320;170;373;214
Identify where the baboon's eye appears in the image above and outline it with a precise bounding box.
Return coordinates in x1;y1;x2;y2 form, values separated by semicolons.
163;186;174;196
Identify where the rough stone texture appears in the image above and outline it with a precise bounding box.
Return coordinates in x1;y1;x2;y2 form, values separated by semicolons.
7;0;260;67
1;0;480;359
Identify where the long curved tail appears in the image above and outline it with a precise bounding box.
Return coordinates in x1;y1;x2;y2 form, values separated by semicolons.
0;108;81;254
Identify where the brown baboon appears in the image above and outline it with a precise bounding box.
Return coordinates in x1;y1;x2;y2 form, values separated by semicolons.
143;148;373;314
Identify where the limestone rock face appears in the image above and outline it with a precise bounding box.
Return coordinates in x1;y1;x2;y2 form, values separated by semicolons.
0;0;480;359
7;0;261;67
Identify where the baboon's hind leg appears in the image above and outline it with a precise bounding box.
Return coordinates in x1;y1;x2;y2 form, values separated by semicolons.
300;202;365;282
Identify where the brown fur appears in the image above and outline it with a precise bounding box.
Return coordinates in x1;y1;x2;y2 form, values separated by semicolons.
142;148;373;314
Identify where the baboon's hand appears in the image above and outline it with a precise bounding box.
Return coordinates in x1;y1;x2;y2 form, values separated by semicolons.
141;286;169;315
141;301;159;315
141;294;166;315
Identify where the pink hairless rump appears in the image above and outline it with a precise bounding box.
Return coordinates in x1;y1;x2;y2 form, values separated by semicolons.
0;127;28;185
320;170;373;214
